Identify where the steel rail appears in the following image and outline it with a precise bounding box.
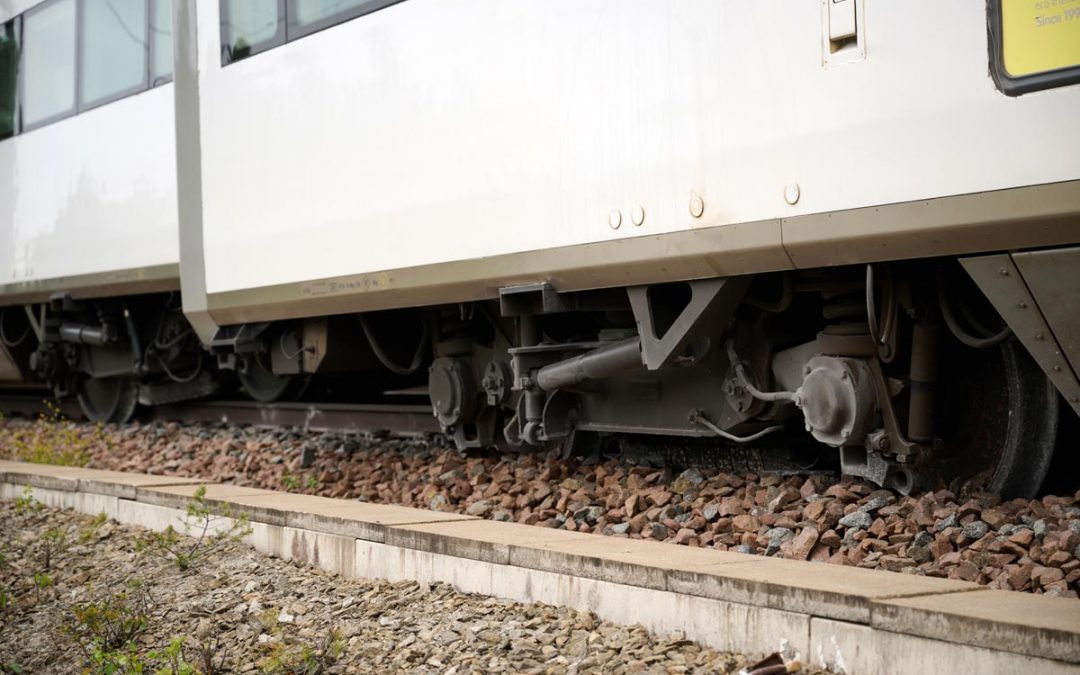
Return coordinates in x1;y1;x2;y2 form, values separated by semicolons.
0;391;440;435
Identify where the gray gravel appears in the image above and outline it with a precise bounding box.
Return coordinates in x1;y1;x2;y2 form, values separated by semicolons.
0;500;829;674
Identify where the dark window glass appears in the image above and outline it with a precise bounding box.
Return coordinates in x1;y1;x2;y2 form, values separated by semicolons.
80;0;148;109
22;0;76;128
150;0;173;84
0;18;18;139
221;0;284;63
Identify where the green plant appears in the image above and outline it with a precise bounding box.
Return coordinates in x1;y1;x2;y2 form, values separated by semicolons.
304;475;319;491
66;586;153;669
32;572;52;602
13;486;42;514
40;526;70;571
282;474;299;491
147;636;196;675
80;512;109;543
2;401;104;466
138;486;252;571
258;628;345;674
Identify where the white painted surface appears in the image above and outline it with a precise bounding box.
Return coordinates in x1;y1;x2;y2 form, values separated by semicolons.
0;0;44;22
0;85;178;287
193;0;1080;295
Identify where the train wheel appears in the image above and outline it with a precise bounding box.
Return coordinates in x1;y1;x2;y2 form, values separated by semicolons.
76;376;139;424
937;340;1058;499
237;354;307;403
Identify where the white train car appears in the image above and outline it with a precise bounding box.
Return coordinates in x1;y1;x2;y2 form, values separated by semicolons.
0;0;197;419
172;0;1080;496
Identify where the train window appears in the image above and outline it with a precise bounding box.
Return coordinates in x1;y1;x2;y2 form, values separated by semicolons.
220;0;285;64
21;0;77;129
0;18;18;140
150;0;173;84
288;0;399;39
80;0;148;110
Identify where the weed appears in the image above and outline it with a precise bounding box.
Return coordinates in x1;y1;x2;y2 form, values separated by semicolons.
304;475;319;491
282;474;299;491
32;572;52;602
138;486;252;571
66;586;153;662
146;636;197;675
80;512;109;543
40;526;70;571
1;401;104;466
257;627;345;674
13;486;42;515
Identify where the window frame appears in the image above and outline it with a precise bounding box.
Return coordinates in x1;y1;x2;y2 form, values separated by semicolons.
0;14;21;139
19;0;79;133
220;0;405;66
219;0;286;65
148;0;173;86
285;0;401;42
77;0;151;113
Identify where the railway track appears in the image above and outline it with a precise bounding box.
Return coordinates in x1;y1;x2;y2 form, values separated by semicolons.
0;392;441;435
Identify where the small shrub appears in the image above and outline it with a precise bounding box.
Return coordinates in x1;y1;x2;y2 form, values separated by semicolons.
257;628;345;674
13;486;42;515
138;486;252;571
80;512;109;543
40;526;70;571
146;636;197;675
66;586;153;662
2;401;103;466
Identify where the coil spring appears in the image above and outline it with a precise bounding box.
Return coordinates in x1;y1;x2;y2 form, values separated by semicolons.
821;292;870;336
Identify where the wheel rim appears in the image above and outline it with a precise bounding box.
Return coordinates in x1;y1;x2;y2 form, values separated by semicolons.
935;340;1058;498
76;376;138;424
237;354;306;403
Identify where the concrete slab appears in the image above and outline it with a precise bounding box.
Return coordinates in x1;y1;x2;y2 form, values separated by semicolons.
0;463;86;490
139;487;477;541
811;617;1080;675
136;484;287;524
385;518;596;565
0;483;119;519
509;532;751;591
873;589;1080;664
76;472;205;498
670;557;982;623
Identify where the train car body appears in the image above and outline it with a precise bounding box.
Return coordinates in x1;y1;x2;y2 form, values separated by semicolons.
0;0;203;420
1;0;1078;499
178;0;1080;328
0;0;179;305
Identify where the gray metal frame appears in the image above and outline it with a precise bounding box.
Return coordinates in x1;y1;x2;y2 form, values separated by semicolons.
218;0;286;65
18;0;78;133
76;0;150;113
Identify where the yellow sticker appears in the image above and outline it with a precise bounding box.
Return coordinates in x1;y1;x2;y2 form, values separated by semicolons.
1002;0;1080;77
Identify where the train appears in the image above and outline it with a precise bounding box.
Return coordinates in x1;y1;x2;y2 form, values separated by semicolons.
1;0;1079;498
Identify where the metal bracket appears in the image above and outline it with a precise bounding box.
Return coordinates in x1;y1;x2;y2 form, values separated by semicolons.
962;253;1080;417
627;276;750;370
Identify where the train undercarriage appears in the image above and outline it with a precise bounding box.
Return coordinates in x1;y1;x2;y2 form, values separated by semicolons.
0;258;1067;499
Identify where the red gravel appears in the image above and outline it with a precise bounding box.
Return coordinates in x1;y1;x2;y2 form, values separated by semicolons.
3;418;1079;598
